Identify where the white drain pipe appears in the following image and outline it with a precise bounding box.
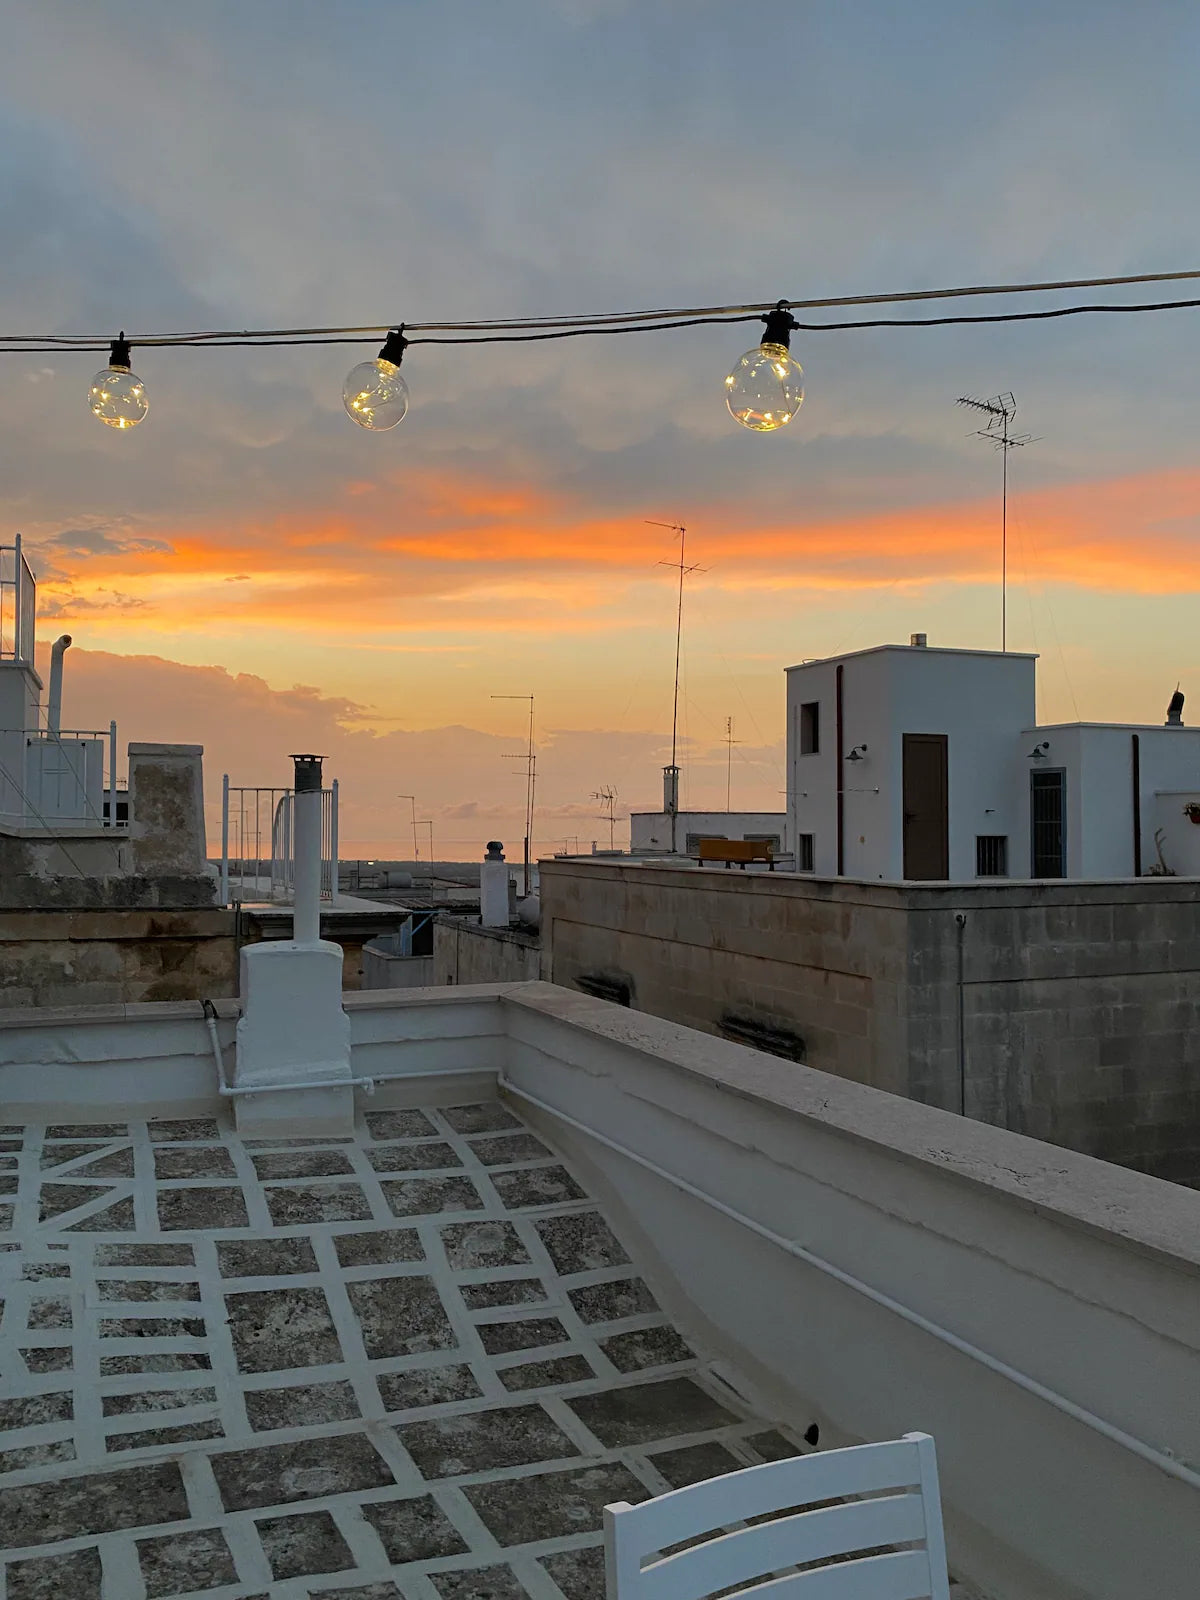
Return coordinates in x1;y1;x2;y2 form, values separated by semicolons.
47;634;72;733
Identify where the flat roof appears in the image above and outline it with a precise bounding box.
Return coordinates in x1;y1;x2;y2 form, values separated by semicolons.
1030;721;1200;735
786;643;1038;671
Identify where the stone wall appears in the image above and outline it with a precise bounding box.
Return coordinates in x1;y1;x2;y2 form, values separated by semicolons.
434;914;542;987
539;859;1200;1186
0;907;237;1008
128;742;207;876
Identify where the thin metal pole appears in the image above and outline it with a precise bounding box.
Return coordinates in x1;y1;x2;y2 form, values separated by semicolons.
220;775;230;905
330;778;339;900
109;720;118;831
12;533;21;663
671;526;685;780
1002;410;1008;653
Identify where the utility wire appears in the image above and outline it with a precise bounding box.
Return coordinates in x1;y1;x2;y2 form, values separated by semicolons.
5;268;1200;350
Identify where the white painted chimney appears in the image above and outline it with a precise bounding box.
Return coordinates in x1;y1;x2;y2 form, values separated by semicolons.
480;841;510;928
663;764;680;813
47;634;72;733
291;753;323;944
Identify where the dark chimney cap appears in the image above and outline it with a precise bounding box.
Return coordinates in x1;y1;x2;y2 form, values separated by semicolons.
485;840;505;861
1166;689;1185;727
289;753;325;792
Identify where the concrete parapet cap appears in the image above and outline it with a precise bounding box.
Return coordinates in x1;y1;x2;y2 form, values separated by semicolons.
128;742;204;756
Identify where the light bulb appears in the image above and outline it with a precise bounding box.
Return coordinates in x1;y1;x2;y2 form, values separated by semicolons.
344;328;409;430
725;303;804;432
88;335;148;430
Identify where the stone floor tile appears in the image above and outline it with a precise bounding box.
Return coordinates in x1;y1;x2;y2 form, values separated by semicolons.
0;1203;14;1230
20;1261;70;1281
148;1118;223;1141
217;1235;320;1277
157;1187;250;1231
211;1431;394;1511
491;1167;587;1210
252;1149;356;1179
382;1176;484;1218
347;1275;456;1359
137;1526;238;1596
366;1140;463;1174
265;1184;373;1225
26;1294;72;1329
44;1148;135;1179
598;1326;694;1373
257;1508;356;1579
364;1110;438;1140
360;1494;470;1562
103;1386;218;1416
226;1286;343;1372
99;1314;206;1338
539;1545;607;1600
0;1440;77;1474
647;1440;744;1488
431;1564;529;1600
477;1317;570;1356
97;1276;202;1302
534;1214;630;1276
440;1221;531;1272
498;1354;595;1392
396;1402;579;1478
154;1146;238;1180
0;1391;74;1428
467;1133;553;1166
108;1418;224;1451
566;1378;735;1448
63;1196;137;1233
95;1242;195;1267
316;1586;403;1600
101;1352;212;1375
244;1379;359;1432
19;1347;73;1373
376;1363;484;1412
0;1461;189;1546
460;1277;548;1311
333;1226;424;1268
0;1174;16;1194
46;1124;127;1140
39;1183;112;1221
441;1104;521;1134
745;1429;802;1462
6;1546;103;1600
466;1463;647;1545
40;1142;109;1168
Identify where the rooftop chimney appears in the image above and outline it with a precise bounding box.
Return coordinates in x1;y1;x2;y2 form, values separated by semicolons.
910;633;927;649
1166;689;1185;727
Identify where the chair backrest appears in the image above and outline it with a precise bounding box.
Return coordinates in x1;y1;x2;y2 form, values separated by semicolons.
604;1432;950;1600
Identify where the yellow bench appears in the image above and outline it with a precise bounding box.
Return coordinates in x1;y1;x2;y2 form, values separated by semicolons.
696;838;775;870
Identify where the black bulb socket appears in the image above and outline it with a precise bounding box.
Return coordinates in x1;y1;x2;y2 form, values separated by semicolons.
109;332;133;371
760;302;798;350
378;328;408;367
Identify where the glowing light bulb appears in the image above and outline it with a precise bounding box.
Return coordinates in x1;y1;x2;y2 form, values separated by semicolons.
725;303;803;432
88;334;148;430
343;328;409;430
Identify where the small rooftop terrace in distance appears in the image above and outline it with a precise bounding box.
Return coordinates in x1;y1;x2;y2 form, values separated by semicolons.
0;980;1196;1600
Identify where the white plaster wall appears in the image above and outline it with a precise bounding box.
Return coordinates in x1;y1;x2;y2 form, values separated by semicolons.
1154;792;1200;875
501;983;1200;1600
631;811;788;852
789;647;1035;880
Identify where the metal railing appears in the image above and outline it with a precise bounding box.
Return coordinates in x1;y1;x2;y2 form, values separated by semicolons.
0;721;125;831
0;535;36;664
220;777;338;906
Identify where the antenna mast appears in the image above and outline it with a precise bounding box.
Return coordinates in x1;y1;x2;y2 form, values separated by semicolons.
723;716;741;811
592;786;618;852
647;520;706;851
956;392;1033;652
492;693;536;893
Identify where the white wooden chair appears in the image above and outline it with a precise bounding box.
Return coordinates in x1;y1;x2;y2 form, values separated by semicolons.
604;1432;950;1600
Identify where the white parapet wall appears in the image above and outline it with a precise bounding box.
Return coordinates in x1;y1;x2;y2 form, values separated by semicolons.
0;980;1195;1599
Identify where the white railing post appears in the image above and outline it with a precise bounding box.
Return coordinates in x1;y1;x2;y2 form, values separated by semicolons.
330;778;339;901
220;774;230;905
12;533;21;662
109;720;118;830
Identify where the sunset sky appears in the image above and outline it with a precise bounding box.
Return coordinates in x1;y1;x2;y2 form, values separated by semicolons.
5;1;1200;857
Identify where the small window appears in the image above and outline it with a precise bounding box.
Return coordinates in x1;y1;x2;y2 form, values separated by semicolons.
800;701;820;755
798;833;815;872
976;835;1008;877
744;833;781;853
686;831;726;855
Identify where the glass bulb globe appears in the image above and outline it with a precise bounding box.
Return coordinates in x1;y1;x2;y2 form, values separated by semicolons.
88;363;149;430
724;340;804;432
343;357;409;431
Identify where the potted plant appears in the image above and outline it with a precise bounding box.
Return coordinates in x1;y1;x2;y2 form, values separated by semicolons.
1184;802;1200;825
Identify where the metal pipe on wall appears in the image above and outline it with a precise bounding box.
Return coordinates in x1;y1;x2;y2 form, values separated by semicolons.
47;634;71;733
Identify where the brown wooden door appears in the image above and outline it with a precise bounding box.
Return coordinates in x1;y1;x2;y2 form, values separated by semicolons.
903;733;949;879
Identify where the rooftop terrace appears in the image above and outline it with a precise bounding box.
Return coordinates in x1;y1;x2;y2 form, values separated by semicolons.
0;982;1195;1600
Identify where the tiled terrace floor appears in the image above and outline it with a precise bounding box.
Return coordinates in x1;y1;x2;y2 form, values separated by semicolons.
0;1101;801;1599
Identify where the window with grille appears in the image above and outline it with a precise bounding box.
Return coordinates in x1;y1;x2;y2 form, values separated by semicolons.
1030;770;1066;877
798;833;815;872
799;701;820;755
976;835;1008;877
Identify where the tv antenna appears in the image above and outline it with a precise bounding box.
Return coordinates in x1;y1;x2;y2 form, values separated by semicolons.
723;716;741;811
957;392;1035;653
647;520;707;850
492;693;536;893
592;785;619;851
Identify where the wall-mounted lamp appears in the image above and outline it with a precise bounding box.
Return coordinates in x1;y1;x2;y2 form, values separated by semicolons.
1027;741;1050;760
846;744;868;763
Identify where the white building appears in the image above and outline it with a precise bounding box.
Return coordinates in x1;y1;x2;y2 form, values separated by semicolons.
630;806;789;857
786;635;1200;881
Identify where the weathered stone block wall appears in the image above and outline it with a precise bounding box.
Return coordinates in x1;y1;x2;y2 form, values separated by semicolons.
128;742;207;876
0;908;238;1008
540;862;1200;1185
433;915;541;987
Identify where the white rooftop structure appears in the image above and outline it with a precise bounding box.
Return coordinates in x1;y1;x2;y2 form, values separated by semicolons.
786;636;1200;882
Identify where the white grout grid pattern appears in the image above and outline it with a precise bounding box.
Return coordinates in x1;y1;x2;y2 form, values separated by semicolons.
0;1104;805;1599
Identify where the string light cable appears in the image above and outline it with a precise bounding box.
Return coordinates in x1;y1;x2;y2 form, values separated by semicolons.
5;265;1200;433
